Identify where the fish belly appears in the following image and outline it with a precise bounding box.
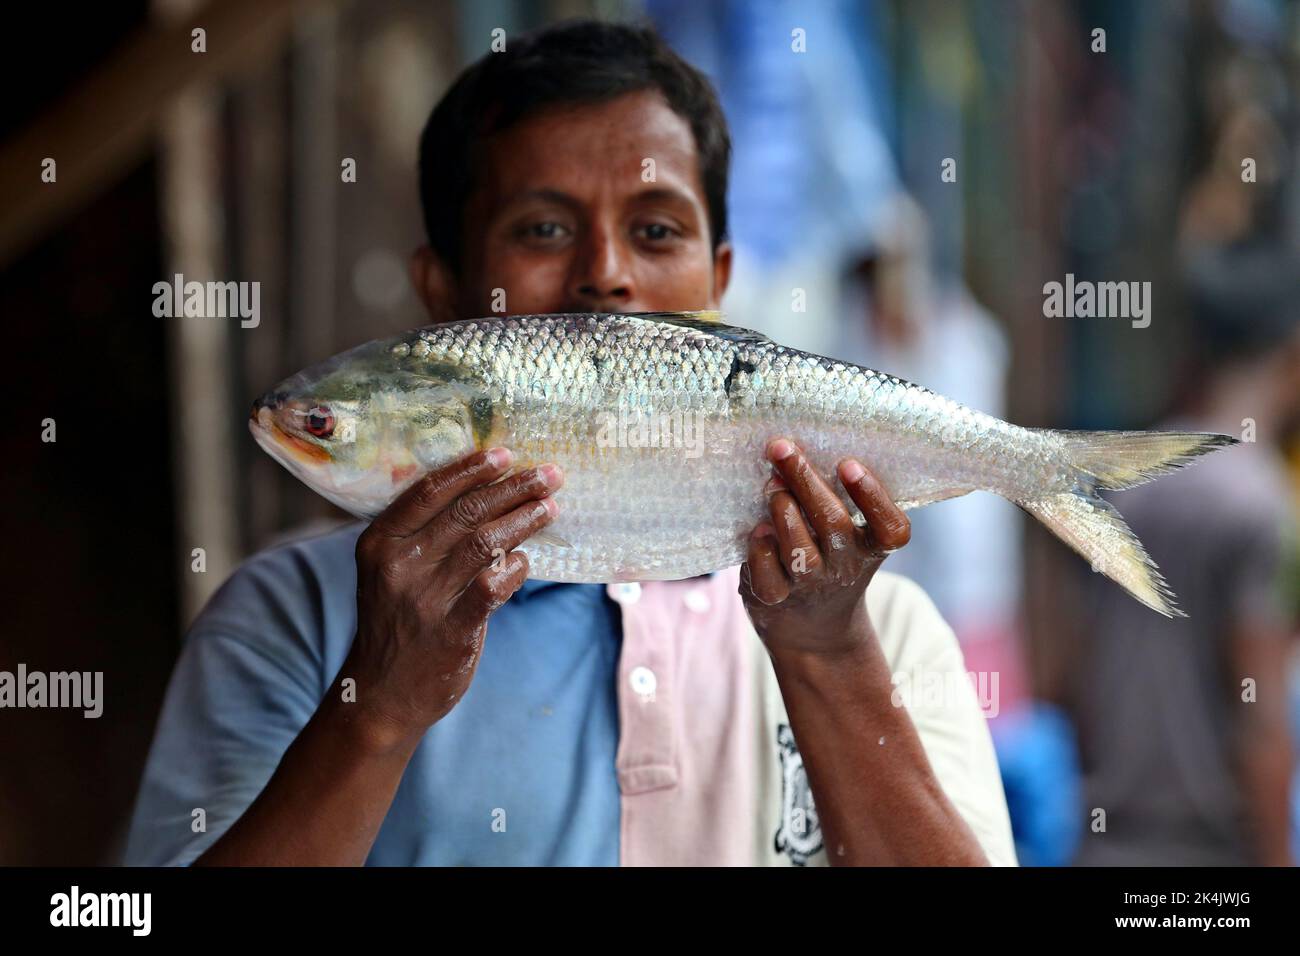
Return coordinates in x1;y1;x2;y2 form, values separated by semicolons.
503;395;1045;583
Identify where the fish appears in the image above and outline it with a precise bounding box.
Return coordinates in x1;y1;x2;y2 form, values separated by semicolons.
250;310;1237;616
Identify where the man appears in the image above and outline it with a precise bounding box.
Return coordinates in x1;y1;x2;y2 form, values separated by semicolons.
125;19;1015;866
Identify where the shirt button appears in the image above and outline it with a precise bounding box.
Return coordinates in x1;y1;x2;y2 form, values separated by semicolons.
684;588;711;614
609;582;642;605
629;665;657;697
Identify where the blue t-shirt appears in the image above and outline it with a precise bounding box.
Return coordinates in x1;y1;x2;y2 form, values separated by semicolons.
123;523;624;865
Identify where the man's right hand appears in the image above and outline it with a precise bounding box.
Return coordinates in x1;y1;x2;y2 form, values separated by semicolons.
193;446;561;866
344;447;563;752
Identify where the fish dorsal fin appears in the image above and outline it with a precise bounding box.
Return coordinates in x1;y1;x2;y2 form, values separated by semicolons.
626;310;773;346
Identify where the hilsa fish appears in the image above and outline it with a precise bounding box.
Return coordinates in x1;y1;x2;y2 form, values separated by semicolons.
250;311;1236;616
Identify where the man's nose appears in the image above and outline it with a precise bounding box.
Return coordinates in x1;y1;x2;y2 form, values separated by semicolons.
569;226;634;305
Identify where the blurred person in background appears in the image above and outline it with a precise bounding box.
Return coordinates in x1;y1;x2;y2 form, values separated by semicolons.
644;0;900;358
1068;236;1300;866
838;196;1023;681
1067;23;1300;865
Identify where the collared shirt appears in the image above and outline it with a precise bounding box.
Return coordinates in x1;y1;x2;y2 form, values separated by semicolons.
123;522;1017;866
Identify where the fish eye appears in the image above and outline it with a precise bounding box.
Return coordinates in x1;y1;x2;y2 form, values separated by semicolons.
305;406;335;438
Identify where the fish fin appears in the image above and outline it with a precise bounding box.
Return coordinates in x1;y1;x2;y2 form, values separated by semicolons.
627;311;774;346
1017;490;1186;618
1015;429;1237;617
1055;429;1239;490
891;486;973;510
631;309;726;323
529;528;573;549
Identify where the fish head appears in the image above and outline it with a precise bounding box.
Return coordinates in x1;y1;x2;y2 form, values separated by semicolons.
249;336;495;519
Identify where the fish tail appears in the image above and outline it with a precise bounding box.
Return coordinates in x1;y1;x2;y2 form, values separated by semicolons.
1016;430;1238;617
1054;429;1239;491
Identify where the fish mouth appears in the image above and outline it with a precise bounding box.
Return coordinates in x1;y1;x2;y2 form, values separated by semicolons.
248;403;386;520
250;404;332;466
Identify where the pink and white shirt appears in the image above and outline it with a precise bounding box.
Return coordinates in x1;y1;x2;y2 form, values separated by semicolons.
612;567;1019;866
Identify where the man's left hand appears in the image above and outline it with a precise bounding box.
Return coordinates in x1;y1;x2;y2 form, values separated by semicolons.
739;438;911;658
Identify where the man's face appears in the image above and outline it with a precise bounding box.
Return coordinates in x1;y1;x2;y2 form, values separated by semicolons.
412;89;731;319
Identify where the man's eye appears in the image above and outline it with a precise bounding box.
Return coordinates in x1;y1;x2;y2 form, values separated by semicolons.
637;222;677;242
524;221;569;240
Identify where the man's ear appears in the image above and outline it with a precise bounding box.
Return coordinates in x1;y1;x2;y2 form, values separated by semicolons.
409;245;460;324
711;240;733;306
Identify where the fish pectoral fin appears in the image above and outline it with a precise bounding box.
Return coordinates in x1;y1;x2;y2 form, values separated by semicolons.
529;529;573;549
626;311;774;346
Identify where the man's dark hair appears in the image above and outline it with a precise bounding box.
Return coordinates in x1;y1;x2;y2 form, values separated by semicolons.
417;19;730;273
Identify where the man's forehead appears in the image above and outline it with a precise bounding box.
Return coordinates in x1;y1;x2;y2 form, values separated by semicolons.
479;90;703;199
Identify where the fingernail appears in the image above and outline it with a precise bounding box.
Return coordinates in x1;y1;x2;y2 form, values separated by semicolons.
487;447;513;468
840;459;865;483
538;463;563;488
541;497;559;517
767;438;795;461
763;475;787;495
753;523;776;540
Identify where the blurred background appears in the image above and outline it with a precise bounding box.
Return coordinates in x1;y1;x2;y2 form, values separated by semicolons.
2;0;1298;865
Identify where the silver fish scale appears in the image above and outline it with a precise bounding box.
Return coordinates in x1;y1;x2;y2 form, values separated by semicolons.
415;314;1068;583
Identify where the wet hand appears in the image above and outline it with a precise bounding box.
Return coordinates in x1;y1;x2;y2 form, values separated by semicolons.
738;438;911;657
346;448;562;750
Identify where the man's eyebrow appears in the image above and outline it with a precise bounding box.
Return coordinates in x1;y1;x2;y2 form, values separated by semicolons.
629;186;699;209
500;188;582;210
498;185;701;213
